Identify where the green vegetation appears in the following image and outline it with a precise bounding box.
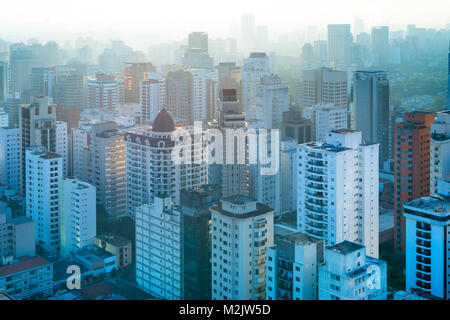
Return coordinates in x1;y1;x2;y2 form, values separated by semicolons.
379;241;406;291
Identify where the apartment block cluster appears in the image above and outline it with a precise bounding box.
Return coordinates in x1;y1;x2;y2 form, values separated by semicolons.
0;19;448;301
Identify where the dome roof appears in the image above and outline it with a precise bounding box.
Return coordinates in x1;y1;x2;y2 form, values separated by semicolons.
152;109;175;133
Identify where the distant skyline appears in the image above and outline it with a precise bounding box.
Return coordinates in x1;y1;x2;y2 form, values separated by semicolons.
1;0;449;50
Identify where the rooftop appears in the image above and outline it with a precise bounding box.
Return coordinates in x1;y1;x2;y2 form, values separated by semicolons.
327;241;364;255
95;233;131;247
0;256;51;277
222;195;257;205
279;232;323;246
404;195;450;214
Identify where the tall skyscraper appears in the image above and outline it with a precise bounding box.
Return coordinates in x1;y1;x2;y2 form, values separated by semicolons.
393;112;435;252
266;233;324;300
59;177;96;257
25;147;62;254
371;27;390;66
352;71;390;162
327;24;353;68
280;110;313;144
0;61;7;101
297;130;379;258
211;196;274;300
301;67;348;109
430;110;450;195
19;96;57;195
124;62;156;104
135;196;182;299
208;89;249;198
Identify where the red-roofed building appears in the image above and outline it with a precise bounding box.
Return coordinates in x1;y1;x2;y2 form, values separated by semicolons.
0;256;53;300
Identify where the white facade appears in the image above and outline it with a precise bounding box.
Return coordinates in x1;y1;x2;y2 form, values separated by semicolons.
211;196;274;300
430;110;450;195
297;130;379;258
87;77;119;112
186;68;207;123
0;127;20;192
125;119;207;218
56;121;68;176
59;178;97;257
135;196;182;299
303;103;348;142
140;72;166;123
255;74;289;129
241;53;270;116
25;147;63;254
404;191;450;300
266;233;324;300
0;109;8;128
318;241;387;300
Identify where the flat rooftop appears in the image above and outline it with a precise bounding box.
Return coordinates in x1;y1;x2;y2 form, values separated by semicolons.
95;233;131;247
0;256;51;277
279;232;323;246
404;195;449;214
327;241;364;255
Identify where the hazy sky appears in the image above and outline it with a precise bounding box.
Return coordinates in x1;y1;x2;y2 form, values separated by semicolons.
1;0;449;50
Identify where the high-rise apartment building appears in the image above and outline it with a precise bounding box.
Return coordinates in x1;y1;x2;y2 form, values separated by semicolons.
0;127;20;192
87;73;118;112
59;178;96;257
188;32;208;52
25;147;62;254
165;70;193;122
135;196;182;299
297;130;379;258
0;213;35;259
394;112;435;252
318;241;387;300
181;185;221;300
266;233;324;300
208;89;249;198
9;46;33;94
124;62;156;104
0;61;7;101
255;74;289;129
327;25;353;68
280;110;313;144
353;71;390;162
211;196;274;300
301;67;348;109
303;103;348;142
241;13;255;55
125;109;207;218
403;183;449;300
140;72;166;123
19;96;57;195
241;53;270;116
430;110;450;195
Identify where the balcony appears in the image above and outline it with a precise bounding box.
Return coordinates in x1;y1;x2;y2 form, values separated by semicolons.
416;231;431;240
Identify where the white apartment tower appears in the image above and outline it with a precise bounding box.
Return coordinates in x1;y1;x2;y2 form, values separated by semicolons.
430;110;450;195
0;127;20;192
87;74;119;112
266;233;324;300
25;147;62;254
56;121;68;176
59;178;96;257
125;109;207;218
241;53;270;116
303;103;348;142
135;196;182;299
140;72;166;123
256;74;290;129
297;130;379;258
403;182;450;300
318;241;388;300
211;196;274;300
